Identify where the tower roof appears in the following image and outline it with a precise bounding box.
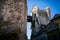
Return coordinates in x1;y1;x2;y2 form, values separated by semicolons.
45;6;50;10
32;5;38;12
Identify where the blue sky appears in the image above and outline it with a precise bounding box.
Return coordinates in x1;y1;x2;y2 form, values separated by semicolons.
27;0;60;39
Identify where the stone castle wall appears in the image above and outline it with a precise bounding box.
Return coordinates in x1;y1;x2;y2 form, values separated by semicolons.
0;0;27;34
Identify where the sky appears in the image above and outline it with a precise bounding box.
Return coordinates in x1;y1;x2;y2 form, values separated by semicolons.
27;0;60;39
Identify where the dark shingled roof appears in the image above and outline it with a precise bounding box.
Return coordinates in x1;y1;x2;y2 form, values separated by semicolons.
51;14;60;21
53;14;60;19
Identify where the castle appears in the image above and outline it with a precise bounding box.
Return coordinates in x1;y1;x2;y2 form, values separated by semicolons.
31;5;60;40
31;5;51;35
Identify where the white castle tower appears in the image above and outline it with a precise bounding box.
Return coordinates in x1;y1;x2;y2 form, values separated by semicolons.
31;5;38;17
